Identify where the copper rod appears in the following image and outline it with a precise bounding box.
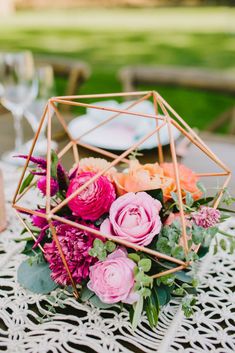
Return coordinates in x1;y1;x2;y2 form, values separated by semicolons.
13;205;48;218
52;98;165;121
51;214;186;266
49;221;79;298
196;172;229;177
15;180;37;204
166;118;189;254
50;101;74;141
156;92;231;173
72;142;79;164
58;141;73;159
46;104;52;214
171;119;231;175
213;173;232;209
52;91;151;100
76;92;152;141
14;210;45;253
51;123;166;215
12;104;48;204
151;265;186;279
153;91;164;163
76;140;130;164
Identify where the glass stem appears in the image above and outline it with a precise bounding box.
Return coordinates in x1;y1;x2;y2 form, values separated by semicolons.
13;110;24;151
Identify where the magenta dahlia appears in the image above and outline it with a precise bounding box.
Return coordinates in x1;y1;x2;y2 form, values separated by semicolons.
44;223;97;285
66;172;116;221
192;206;221;229
32;209;47;229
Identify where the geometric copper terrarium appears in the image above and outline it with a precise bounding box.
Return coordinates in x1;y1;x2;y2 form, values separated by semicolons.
12;91;231;297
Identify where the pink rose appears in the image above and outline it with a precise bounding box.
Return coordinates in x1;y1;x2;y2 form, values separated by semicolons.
66;172;116;221
101;192;162;246
87;247;138;304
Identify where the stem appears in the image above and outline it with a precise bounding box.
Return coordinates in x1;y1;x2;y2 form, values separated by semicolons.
13;110;24;150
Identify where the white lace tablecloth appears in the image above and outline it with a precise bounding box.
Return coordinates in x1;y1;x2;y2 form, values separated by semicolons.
0;162;235;353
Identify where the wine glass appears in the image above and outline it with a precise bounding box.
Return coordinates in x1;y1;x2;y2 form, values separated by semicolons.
25;65;58;155
0;51;37;162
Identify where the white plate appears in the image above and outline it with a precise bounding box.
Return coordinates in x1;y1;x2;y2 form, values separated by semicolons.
68;114;181;151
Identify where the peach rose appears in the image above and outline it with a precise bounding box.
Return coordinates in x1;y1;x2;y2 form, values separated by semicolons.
161;163;202;200
114;160;175;198
70;157;117;182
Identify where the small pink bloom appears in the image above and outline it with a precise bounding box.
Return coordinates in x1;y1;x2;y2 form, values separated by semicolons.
101;192;162;246
87;247;138;304
32;209;47;229
66;172;116;221
192;206;220;229
37;176;58;196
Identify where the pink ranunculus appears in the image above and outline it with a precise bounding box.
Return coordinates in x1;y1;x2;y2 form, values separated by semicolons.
66;172;116;221
100;192;162;246
37;176;59;197
87;247;138;304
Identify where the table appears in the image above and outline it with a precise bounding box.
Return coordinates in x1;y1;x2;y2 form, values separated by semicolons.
0;161;235;353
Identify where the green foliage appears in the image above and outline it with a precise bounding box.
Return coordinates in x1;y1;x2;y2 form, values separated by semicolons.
128;253;141;263
19;173;34;194
89;238;116;261
146;189;163;205
17;259;58;294
144;288;159;328
132;296;144;331
181;294;197;318
89;295;116;309
50;150;59;179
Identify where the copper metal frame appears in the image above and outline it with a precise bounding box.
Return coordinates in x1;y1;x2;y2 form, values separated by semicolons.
12;91;231;297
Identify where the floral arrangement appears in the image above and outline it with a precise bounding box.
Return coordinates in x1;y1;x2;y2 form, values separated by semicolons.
15;151;234;329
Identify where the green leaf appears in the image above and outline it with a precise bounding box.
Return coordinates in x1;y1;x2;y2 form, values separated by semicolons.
144;293;159;328
197;182;207;197
132;296;144;330
155;285;171;306
135;272;153;286
51;150;59;179
218;207;235;214
17;259;58;294
159;274;175;286
197;246;209;258
19;173;34;194
182;294;197;318
220;238;227;251
156;237;171;256
128;253;141;263
146;188;163;204
93;238;104;250
89;295;116;309
175;271;193;283
192;225;205;245
88;248;97;257
105;241;116;253
171;192;179;204
80;286;95;301
185;192;194;207
172;287;184;296
97;249;107;261
139;287;151;298
172;246;185;260
138;258;151;272
193;196;214;207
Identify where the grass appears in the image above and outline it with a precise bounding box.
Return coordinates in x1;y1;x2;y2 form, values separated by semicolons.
0;7;235;131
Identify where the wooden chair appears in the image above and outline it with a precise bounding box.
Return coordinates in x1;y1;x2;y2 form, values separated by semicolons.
118;66;235;134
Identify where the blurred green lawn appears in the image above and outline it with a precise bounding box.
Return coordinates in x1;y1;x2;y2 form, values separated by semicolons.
0;7;235;132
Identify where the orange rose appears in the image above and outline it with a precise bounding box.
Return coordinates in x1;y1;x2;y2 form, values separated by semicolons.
161;163;202;200
113;160;175;198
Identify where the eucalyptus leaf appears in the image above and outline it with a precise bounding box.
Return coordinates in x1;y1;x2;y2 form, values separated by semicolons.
89;295;115;309
132;296;144;330
175;271;193;283
128;253;141;263
138;258;151;272
80;286;95;302
155;285;171;306
17;259;58;294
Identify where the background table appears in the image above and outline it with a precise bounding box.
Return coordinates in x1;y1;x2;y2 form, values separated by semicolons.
0;161;235;353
